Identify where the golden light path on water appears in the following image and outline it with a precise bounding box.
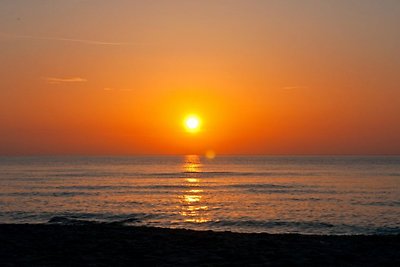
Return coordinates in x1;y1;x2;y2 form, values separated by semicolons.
0;156;399;234
179;155;210;224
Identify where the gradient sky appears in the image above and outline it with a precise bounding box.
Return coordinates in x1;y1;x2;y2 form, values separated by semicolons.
1;0;399;155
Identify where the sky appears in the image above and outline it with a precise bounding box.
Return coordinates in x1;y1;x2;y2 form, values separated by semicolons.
0;0;399;155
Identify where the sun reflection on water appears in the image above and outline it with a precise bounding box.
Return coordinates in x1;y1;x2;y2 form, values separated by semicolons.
179;155;210;224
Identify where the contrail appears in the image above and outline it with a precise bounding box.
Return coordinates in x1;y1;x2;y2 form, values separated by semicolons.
0;32;145;46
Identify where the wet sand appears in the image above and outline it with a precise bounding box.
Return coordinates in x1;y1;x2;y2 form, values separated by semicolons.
0;224;399;266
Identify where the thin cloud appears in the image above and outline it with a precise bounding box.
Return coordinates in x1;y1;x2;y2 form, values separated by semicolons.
0;32;144;46
282;86;308;90
44;77;87;84
103;87;133;92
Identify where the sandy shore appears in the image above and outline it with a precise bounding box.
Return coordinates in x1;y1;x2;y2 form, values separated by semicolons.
0;224;399;266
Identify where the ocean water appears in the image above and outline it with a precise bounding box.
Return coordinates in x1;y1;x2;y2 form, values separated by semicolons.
0;155;399;235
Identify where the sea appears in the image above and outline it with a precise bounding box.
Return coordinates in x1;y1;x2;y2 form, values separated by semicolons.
0;155;399;235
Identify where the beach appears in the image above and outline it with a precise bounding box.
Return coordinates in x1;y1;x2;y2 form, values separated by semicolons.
1;224;399;266
1;156;399;266
2;0;400;265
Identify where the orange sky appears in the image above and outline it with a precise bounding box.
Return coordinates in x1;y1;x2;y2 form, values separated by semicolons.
0;1;399;155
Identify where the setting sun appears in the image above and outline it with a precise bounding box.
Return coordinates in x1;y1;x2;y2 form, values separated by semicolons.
184;115;201;133
1;1;400;266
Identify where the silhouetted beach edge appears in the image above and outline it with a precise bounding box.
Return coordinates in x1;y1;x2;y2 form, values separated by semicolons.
0;224;399;266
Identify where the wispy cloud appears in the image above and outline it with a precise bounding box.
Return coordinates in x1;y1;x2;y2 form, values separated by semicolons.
44;77;87;84
103;87;132;92
0;32;143;46
282;86;308;90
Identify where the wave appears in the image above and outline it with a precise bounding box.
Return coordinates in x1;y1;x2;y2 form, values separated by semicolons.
185;219;400;235
2;184;384;198
0;211;165;224
207;219;335;229
3;191;100;197
45;212;170;226
145;171;320;178
44;217;335;231
227;184;293;189
48;216;142;226
359;201;400;207
16;170;400;180
44;216;400;235
37;170;322;179
2;210;399;235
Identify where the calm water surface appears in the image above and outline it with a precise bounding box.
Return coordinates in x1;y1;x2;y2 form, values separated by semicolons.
0;156;399;235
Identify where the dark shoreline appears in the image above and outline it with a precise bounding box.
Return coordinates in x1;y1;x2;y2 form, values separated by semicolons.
1;224;399;266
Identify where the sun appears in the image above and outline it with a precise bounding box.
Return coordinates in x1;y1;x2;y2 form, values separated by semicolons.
184;115;201;132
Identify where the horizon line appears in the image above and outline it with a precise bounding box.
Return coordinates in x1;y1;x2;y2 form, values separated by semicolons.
0;153;399;157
